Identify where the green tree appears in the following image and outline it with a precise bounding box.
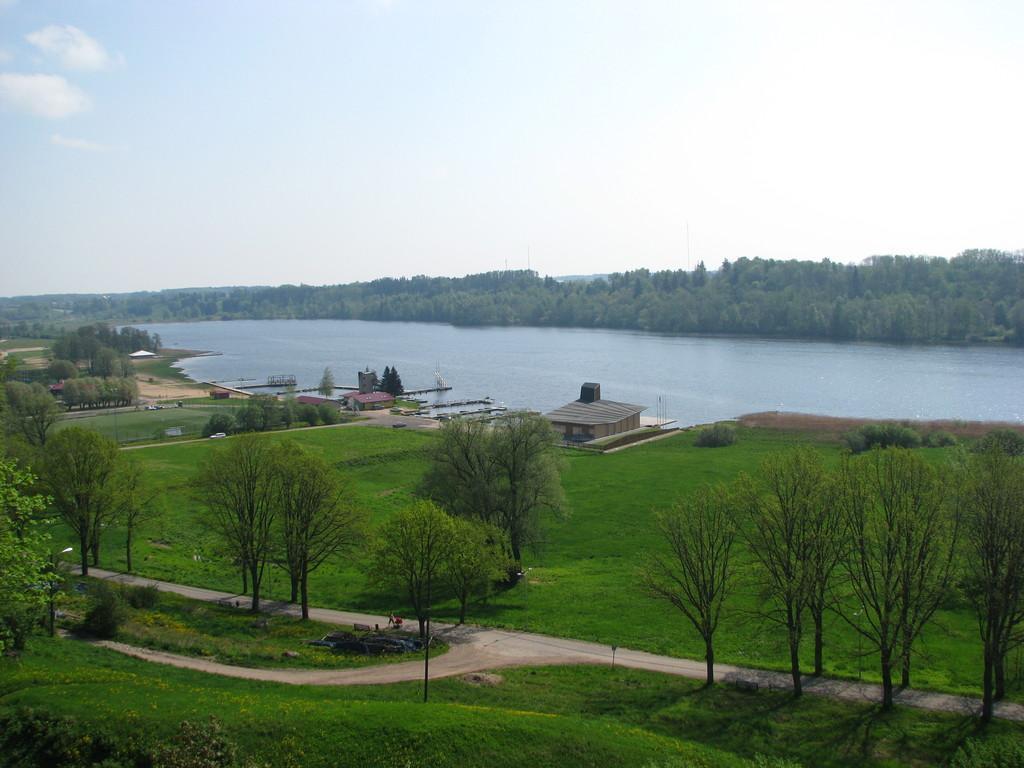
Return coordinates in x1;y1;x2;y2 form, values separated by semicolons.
272;442;364;619
318;366;335;397
3;382;61;446
834;449;958;708
641;485;738;686
370;500;454;639
195;435;278;611
47;359;78;381
958;449;1024;720
446;517;508;624
0;459;50;652
41;428;120;576
739;447;830;696
422;412;565;568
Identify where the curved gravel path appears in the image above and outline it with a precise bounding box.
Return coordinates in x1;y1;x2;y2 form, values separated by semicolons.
82;567;1024;722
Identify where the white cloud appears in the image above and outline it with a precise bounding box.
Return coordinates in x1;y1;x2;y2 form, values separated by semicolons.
51;133;108;152
25;25;119;71
0;73;89;118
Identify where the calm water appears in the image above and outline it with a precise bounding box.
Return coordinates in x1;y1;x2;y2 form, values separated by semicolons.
139;319;1024;426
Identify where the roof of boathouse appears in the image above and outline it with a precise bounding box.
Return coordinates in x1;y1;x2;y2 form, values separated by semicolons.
545;382;645;426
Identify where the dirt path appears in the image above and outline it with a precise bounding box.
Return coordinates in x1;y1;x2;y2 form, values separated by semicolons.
81;568;1024;721
120;409;438;450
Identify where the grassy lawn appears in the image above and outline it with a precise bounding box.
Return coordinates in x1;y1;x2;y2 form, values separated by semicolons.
1;639;746;768
43;424;1015;706
0;337;53;351
4;637;1020;767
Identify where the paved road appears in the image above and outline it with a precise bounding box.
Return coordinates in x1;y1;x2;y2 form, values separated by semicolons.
80;568;1024;721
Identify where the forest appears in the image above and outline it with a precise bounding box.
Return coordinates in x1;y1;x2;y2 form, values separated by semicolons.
2;250;1023;344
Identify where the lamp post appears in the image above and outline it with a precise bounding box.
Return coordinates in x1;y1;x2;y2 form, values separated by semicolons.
48;547;73;637
517;567;532;630
853;608;864;681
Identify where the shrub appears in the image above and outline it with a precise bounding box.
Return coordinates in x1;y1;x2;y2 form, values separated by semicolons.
83;583;126;639
203;413;235;437
694;423;736;448
843;423;921;453
0;708;131;768
972;428;1024;457
296;403;320;426
152;717;237;768
124;584;160;610
923;430;957;448
950;735;1024;768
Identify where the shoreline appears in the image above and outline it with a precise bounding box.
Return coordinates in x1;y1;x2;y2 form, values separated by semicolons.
133;316;1023;351
738;411;1024;437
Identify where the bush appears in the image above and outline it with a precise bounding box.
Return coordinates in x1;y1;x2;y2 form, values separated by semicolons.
0;708;142;768
843;423;921;453
694;423;736;448
124;584;160;610
295;403;319;426
317;403;340;425
83;583;126;639
950;735;1024;768
923;430;957;448
152;717;237;768
973;428;1024;457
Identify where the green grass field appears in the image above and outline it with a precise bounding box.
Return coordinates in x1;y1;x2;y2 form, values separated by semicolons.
4;636;1020;767
45;424;1012;706
53;405;237;443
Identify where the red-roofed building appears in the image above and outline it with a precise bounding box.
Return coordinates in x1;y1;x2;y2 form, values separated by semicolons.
295;395;340;407
341;390;395;411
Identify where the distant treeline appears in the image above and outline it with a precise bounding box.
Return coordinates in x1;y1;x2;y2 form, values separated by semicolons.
3;250;1024;344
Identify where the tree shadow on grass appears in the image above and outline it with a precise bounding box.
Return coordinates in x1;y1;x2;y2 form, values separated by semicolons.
647;684;985;767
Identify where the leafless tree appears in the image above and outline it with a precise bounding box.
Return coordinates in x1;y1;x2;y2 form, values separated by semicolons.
642;485;737;686
113;456;158;573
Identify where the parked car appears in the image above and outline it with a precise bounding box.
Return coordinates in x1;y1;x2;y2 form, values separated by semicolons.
208;432;227;439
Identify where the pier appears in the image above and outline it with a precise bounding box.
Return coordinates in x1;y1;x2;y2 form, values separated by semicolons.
429;397;494;409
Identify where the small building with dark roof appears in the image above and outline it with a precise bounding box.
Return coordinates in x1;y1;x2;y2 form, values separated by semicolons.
545;383;646;442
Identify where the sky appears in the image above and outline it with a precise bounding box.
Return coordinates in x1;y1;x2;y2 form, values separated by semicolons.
1;1;1023;296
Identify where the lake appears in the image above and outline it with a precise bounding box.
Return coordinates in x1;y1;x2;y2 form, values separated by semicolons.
139;319;1024;426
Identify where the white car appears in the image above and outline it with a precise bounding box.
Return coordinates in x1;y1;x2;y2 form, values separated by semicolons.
208;432;227;439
